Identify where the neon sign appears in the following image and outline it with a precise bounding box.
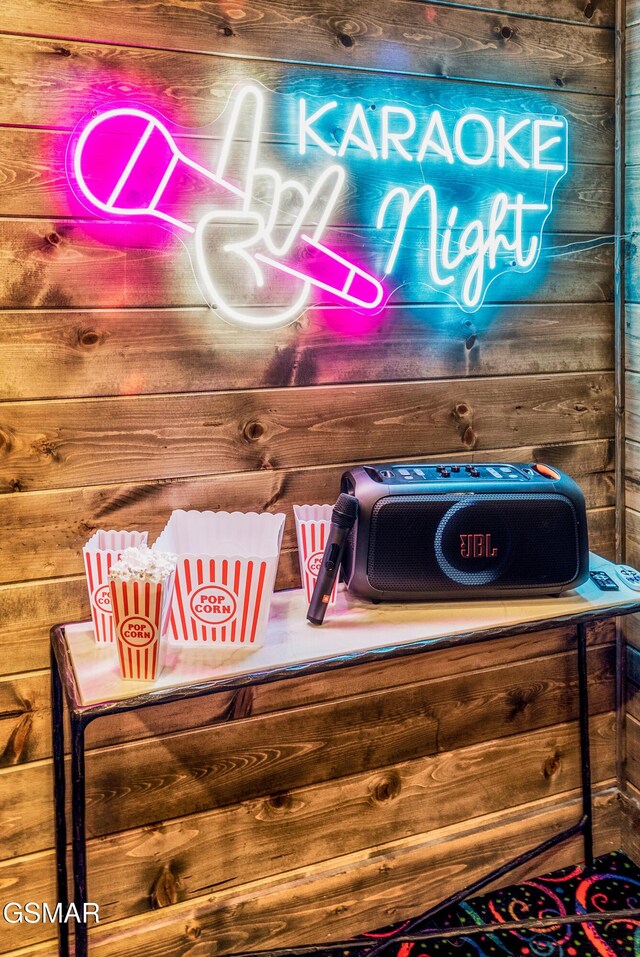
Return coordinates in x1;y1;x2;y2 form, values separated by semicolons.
68;83;568;328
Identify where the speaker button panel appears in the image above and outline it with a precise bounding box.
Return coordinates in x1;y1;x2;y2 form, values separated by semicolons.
374;464;533;483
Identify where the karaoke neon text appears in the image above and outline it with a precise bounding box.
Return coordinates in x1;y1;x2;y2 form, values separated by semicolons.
68;83;568;325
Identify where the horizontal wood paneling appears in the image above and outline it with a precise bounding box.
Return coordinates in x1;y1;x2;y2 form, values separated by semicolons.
622;372;640;434
0;577;88;674
0;37;615;165
625;304;640;372
625;713;640;792
0;641;615;860
624;440;640;513
0;790;622;957
627;683;640;725
624;95;640;178
619;169;640;241
430;0;614;26
623;506;640;572
624;612;640;653
0;2;614;94
0;373;614;497
587;505;615;558
0;0;619;953
0;221;615;312
0;431;616;584
0;303;615;401
42;791;622;957
628;26;640;98
620;789;640;876
0;713;616;952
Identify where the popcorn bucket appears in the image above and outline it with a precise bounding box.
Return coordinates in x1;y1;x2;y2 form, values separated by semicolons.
154;510;286;647
109;573;175;681
293;505;338;605
83;530;148;644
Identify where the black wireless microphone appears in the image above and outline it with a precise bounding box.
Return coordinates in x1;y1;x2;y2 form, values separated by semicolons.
307;493;358;625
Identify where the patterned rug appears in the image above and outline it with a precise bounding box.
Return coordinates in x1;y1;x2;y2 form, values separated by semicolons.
348;853;640;957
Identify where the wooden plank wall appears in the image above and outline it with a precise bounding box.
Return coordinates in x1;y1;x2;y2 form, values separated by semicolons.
625;0;640;850
0;1;619;954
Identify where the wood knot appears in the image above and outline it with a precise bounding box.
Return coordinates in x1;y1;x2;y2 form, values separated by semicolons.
454;403;470;419
220;25;234;36
185;921;202;941
555;77;565;87
33;437;60;461
0;430;12;452
544;750;562;779
500;25;513;39
46;231;61;246
373;772;401;803
268;792;292;812
242;420;265;442
507;687;537;720
150;865;181;908
77;329;101;348
54;46;72;57
462;425;477;447
338;33;354;47
465;335;477;351
583;1;594;19
1;713;33;766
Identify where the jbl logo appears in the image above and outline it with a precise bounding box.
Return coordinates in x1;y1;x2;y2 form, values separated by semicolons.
460;533;498;559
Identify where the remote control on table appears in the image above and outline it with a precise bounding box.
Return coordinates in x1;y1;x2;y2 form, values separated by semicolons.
590;570;620;591
614;565;640;591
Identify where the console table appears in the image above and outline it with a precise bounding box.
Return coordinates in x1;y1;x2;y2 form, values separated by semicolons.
50;554;640;957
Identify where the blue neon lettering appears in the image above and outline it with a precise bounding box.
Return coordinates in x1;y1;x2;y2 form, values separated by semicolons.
337;102;378;159
298;98;338;156
381;106;416;161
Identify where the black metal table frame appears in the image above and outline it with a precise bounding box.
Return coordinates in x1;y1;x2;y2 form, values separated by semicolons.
50;601;640;957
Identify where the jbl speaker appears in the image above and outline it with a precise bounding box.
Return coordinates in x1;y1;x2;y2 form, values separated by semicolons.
340;463;589;601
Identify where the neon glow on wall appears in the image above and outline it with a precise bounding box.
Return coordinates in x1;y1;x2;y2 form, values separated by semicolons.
68;82;568;329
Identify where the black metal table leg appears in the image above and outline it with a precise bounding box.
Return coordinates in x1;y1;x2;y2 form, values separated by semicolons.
577;622;594;869
51;647;70;957
71;714;89;957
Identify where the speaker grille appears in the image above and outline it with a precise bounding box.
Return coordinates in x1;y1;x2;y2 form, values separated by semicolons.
367;494;579;592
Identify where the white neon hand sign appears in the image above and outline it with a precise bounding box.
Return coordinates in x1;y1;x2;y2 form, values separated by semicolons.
70;87;384;328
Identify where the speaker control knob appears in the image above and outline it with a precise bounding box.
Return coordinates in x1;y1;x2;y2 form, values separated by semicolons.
533;464;560;480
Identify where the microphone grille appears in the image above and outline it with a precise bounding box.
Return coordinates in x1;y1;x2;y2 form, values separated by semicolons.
332;493;359;529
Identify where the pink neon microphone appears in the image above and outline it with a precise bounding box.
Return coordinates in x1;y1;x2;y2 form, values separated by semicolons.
71;107;384;311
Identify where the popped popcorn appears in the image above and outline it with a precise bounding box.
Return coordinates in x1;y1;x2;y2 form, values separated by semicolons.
108;546;176;584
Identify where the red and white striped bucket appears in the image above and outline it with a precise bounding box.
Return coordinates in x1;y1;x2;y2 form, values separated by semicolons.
109;573;174;681
154;510;286;647
293;505;338;605
83;530;148;644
